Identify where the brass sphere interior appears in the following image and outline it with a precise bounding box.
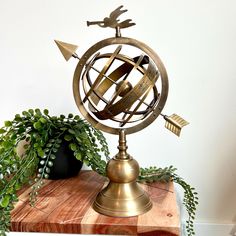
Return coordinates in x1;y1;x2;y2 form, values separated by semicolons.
115;80;133;97
73;37;168;135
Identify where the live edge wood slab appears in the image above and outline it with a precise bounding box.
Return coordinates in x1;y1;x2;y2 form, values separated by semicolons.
11;170;180;235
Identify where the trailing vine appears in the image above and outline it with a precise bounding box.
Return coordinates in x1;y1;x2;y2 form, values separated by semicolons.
138;166;198;235
0;109;198;236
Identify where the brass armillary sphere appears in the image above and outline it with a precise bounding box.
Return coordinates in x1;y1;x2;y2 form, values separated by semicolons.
55;5;188;217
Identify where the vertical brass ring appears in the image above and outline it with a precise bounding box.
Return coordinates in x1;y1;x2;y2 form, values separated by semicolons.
73;37;168;135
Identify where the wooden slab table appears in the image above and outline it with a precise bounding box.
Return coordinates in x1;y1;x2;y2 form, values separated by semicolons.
11;170;180;235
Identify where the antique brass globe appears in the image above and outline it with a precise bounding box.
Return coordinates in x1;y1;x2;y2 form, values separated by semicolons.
72;37;168;217
73;37;168;217
55;5;188;217
73;37;168;135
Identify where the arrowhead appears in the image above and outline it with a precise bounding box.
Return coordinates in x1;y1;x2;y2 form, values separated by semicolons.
54;40;78;61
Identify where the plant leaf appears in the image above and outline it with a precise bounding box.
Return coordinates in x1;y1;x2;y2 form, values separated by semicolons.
69;143;77;151
0;195;10;208
75;152;82;160
0;128;6;134
37;148;44;157
39;117;47;124
33;122;41;130
4;121;12;127
64;134;72;141
68;129;75;134
43;109;49;115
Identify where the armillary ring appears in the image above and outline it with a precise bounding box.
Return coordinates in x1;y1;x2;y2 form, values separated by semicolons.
73;37;168;135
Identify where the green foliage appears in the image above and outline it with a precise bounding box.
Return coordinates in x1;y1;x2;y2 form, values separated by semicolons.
0;109;109;236
138;166;198;236
0;108;198;236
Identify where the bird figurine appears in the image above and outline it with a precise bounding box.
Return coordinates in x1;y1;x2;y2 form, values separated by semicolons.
87;5;135;29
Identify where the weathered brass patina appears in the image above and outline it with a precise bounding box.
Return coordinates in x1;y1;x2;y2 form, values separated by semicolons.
93;129;152;216
72;37;168;135
55;5;188;217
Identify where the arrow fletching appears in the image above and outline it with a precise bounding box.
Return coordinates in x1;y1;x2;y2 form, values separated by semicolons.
54;40;78;61
164;114;189;136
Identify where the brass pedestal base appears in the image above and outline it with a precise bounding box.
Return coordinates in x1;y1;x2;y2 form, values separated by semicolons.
93;130;152;217
93;181;152;217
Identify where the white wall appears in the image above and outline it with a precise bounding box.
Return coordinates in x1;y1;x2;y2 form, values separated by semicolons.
1;0;236;235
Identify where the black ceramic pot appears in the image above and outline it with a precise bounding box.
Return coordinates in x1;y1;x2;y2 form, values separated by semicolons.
42;141;83;180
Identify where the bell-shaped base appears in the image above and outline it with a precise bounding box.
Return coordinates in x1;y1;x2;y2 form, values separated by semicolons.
93;181;152;217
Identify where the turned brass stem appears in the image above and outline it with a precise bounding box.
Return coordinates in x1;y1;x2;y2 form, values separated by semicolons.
116;129;129;159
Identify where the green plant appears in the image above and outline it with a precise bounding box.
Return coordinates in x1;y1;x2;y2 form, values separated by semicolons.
138;166;198;236
0;109;198;236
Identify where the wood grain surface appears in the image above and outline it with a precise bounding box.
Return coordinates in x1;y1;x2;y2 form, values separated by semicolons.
11;170;180;235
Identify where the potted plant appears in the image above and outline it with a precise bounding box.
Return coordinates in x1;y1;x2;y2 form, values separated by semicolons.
0;109;198;236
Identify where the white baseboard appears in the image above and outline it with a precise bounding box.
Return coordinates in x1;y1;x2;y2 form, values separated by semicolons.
182;223;236;236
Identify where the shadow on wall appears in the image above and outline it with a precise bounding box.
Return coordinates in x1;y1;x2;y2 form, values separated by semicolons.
174;185;186;235
230;216;236;236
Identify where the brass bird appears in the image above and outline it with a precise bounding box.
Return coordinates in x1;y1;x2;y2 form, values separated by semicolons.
87;5;135;29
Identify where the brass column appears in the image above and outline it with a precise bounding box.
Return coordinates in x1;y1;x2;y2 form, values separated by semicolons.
93;129;152;217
